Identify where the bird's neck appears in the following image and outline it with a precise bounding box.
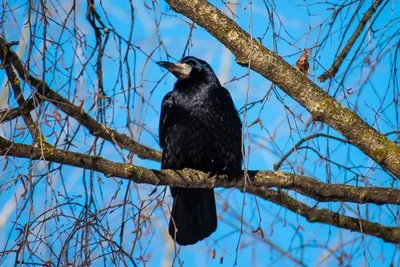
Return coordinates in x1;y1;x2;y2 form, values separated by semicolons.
175;78;220;93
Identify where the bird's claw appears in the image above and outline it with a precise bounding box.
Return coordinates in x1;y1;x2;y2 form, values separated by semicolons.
207;171;217;178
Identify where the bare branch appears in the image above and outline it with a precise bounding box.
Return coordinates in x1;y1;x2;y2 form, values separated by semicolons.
1;41;44;142
0;96;40;123
274;133;350;171
317;0;386;82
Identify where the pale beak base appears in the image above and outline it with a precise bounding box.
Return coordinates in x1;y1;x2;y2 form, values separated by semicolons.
157;61;193;80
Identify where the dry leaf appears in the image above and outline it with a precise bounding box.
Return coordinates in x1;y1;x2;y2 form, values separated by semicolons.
248;118;263;129
296;49;311;77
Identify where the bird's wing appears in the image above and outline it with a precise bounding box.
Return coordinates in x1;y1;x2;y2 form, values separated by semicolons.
159;91;174;148
217;86;243;177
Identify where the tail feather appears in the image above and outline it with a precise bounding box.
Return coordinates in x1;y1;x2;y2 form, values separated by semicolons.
169;188;217;246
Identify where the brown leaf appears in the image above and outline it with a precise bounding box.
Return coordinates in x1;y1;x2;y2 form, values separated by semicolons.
296;49;311;77
46;8;54;19
248;118;263;129
44;113;54;127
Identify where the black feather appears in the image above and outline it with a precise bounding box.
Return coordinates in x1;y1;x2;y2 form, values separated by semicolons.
159;56;242;245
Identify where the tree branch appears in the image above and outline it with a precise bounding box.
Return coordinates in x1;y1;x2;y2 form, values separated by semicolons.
0;136;399;243
0;36;161;162
163;0;400;179
247;187;400;244
317;0;386;82
1;42;44;142
0;96;40;124
274;133;351;171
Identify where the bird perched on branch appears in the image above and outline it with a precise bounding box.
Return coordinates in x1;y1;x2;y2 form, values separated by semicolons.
157;56;242;246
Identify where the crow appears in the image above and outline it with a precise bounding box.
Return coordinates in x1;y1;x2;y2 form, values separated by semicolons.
157;56;242;246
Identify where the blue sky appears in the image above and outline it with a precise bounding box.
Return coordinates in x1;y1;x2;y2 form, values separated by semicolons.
0;0;399;266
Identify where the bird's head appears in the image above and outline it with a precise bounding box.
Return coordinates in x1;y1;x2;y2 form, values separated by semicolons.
157;56;220;85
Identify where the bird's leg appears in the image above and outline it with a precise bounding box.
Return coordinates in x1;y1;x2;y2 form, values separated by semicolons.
207;170;231;181
207;171;218;178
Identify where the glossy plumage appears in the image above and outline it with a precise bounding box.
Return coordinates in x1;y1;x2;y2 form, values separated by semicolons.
158;56;242;245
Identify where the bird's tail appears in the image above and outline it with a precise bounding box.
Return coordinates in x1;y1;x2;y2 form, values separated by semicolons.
169;188;217;246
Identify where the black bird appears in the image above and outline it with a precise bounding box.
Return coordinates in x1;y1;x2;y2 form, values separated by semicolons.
157;56;242;246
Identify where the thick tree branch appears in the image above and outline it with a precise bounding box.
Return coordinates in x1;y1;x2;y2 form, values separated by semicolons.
317;0;385;82
0;136;399;243
163;0;400;179
1;136;398;205
247;187;400;244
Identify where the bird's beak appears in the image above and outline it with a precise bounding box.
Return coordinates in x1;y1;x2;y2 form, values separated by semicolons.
157;61;193;80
